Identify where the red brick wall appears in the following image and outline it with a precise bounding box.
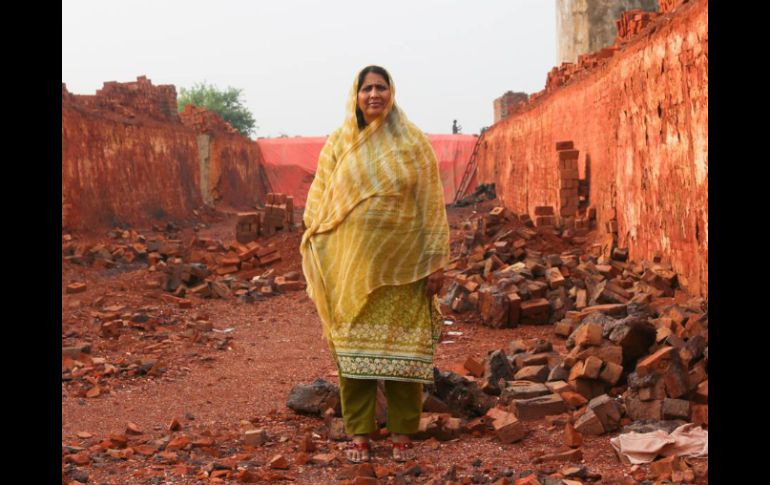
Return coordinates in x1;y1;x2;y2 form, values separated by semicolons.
477;0;707;295
207;134;269;209
62;99;201;230
62;78;268;231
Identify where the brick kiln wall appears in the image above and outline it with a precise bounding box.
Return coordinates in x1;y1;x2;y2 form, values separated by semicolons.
62;90;202;230
62;78;269;231
476;0;707;296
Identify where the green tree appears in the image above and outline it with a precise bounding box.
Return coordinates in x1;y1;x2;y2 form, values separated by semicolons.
177;82;257;137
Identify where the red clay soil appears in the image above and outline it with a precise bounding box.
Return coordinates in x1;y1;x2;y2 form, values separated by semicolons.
61;203;707;484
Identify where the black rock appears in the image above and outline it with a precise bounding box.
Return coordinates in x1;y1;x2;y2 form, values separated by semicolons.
432;369;494;418
483;350;514;395
286;378;341;416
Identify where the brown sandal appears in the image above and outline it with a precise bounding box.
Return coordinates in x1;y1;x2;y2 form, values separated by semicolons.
345;440;371;463
392;441;414;463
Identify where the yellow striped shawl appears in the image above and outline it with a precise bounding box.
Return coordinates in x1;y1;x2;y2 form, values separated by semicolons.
300;69;449;341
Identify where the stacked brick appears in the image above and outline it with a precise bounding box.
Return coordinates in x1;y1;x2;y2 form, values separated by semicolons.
69;76;180;124
236;212;261;244
179;104;239;135
615;10;660;44
544;45;621;95
262;193;294;236
533;206;556;229
557;141;580;223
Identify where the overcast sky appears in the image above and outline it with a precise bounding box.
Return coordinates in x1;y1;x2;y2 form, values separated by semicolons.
62;0;556;138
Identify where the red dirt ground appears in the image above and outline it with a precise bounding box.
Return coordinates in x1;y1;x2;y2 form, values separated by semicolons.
61;202;707;484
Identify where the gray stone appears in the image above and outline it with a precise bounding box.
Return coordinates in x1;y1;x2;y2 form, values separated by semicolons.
286;378;341;416
483;350;515;396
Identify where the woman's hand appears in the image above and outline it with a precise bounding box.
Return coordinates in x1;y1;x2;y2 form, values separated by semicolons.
425;269;444;298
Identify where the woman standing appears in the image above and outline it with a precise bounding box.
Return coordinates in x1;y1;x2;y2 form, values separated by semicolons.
300;65;449;463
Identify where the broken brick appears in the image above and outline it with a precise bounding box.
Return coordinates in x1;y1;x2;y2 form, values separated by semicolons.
574;322;603;348
259;252;282;266
533;448;582;464
489;409;525;443
66;282;88;294
624;394;663;421
662;398;690;420
310;453;338;465
166;436;191;450
691;404;708;427
649;456;687;478
269;454;289;470
554;319;575;338
507;292;522;326
168;418;182;431
511;393;567;420
464;356;485;378
599;361;623;386
559;391;588;408
514;365;549;383
546;267;565;289
564;422;583;447
582;356;603;379
520;298;550;325
587;394;622;432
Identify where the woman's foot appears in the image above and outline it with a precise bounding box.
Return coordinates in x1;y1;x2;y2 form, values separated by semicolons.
391;433;415;462
345;435;371;463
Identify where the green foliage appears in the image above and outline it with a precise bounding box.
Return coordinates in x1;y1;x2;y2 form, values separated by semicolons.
177;82;257;137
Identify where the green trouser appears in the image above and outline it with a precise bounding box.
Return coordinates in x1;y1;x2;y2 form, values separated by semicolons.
338;376;423;435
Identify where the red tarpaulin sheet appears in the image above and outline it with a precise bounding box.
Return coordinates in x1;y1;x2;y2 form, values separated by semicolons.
256;134;478;207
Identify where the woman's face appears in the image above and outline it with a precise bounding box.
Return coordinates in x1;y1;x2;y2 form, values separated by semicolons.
357;72;391;125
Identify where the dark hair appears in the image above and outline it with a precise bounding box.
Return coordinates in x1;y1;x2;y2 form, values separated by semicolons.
356;65;391;129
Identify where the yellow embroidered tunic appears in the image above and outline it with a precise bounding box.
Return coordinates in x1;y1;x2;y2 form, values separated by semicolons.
300;68;449;383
